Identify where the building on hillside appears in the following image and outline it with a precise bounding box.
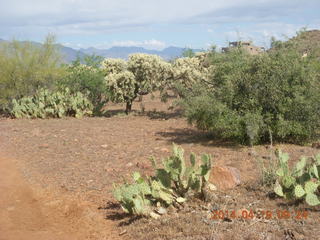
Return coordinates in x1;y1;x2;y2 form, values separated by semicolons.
222;41;265;55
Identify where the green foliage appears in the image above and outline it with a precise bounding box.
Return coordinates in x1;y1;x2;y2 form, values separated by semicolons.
158;144;212;196
103;54;172;114
102;52;212;114
0;35;65;112
113;144;213;217
57;55;108;115
182;48;195;58
179;36;320;144
11;88;93;118
274;150;320;206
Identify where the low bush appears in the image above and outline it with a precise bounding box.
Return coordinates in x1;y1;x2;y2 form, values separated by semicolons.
180;40;320;145
58;55;108;115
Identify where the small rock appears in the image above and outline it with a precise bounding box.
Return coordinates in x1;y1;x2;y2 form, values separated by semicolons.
101;144;108;148
150;211;161;219
7;206;15;211
160;148;170;153
207;183;217;191
156;207;167;215
312;142;320;149
119;229;127;236
126;162;133;167
210;166;241;190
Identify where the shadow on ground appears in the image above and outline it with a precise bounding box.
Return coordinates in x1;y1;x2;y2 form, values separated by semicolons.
102;108;183;120
156;128;242;149
101;201;142;227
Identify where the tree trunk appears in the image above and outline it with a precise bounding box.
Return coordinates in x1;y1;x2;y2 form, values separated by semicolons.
125;101;132;115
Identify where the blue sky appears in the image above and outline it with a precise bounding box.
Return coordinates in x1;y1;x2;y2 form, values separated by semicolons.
0;0;319;50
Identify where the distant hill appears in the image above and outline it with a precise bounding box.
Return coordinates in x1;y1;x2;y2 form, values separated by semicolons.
56;44;86;63
0;38;202;62
289;30;320;57
270;29;320;58
79;46;203;60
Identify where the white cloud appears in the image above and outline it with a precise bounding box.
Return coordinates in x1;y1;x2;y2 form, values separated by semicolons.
0;0;319;49
63;39;167;50
110;39;166;50
0;0;294;34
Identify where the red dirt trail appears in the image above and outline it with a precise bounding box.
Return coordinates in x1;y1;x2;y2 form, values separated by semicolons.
0;154;121;240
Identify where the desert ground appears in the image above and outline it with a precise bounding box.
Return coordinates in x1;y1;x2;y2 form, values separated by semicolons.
0;95;319;240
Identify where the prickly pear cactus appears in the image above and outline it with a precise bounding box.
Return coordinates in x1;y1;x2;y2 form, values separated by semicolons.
274;150;320;206
113;144;213;217
11;88;93;118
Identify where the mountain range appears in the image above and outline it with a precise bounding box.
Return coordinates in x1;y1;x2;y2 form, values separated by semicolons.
0;38;202;62
79;46;203;60
67;45;203;62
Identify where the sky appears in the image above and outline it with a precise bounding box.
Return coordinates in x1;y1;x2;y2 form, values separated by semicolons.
0;0;319;50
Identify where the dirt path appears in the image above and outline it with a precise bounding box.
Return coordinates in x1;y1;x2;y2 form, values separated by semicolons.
0;154;122;240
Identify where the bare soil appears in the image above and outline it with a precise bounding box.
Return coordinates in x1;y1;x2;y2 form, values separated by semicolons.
0;95;319;239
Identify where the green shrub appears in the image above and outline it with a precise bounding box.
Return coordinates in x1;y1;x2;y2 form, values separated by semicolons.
113;144;212;217
0;35;65;112
274;150;320;206
57;55;108;115
180;40;320;144
11;88;93;118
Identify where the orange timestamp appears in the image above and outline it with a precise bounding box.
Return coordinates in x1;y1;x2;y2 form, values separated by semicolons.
211;209;309;220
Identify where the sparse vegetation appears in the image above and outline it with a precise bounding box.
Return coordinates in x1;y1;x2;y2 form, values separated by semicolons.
1;29;320;239
113;144;212;217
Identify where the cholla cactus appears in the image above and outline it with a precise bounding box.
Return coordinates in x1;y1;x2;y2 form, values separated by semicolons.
103;54;173;114
170;53;213;96
102;58;127;74
128;53;173;90
102;53;212;113
106;71;136;103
